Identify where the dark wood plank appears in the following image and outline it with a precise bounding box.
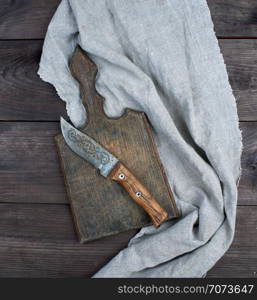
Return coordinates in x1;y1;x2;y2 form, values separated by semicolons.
0;0;61;40
0;40;66;121
0;204;254;277
220;39;257;122
238;122;257;206
0;203;136;277
208;248;257;278
1;39;256;121
0;122;256;206
0;203;75;241
0;0;257;39
207;0;257;37
207;206;257;278
0;122;67;204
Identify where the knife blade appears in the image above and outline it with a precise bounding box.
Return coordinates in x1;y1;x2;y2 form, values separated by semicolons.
60;117;169;227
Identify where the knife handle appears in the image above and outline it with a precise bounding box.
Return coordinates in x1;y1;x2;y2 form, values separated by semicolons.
108;162;169;227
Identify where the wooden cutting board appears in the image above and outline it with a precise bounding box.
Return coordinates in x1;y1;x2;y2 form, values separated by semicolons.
55;46;180;243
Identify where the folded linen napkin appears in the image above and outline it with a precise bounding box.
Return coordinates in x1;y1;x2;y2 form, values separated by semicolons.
38;0;242;277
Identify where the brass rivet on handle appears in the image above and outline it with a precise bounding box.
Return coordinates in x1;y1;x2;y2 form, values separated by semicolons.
119;173;125;180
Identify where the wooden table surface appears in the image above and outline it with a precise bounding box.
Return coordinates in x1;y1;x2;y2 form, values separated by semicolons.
0;0;256;278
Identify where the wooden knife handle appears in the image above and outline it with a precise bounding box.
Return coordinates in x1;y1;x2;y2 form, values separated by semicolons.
108;162;169;227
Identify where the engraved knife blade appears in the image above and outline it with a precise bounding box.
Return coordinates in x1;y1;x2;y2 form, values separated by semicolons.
61;117;118;177
60;117;169;227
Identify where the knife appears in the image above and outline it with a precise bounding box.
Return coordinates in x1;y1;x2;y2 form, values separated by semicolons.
60;117;169;227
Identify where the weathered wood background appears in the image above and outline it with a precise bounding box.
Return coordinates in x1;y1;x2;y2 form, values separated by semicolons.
0;0;256;277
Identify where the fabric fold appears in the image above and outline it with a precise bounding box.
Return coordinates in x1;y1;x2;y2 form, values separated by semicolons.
38;0;86;128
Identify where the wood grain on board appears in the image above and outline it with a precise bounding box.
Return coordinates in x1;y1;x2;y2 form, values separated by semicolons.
0;0;61;40
207;206;257;278
0;204;254;278
0;40;66;121
238;122;257;206
0;122;67;204
207;0;257;37
220;39;257;122
1;39;257;121
0;0;257;39
0;202;136;277
55;48;179;242
0;122;256;206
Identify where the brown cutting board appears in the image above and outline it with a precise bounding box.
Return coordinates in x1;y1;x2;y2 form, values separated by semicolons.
55;46;180;243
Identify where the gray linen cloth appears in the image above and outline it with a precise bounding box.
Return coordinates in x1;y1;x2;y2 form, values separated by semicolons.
38;0;242;277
